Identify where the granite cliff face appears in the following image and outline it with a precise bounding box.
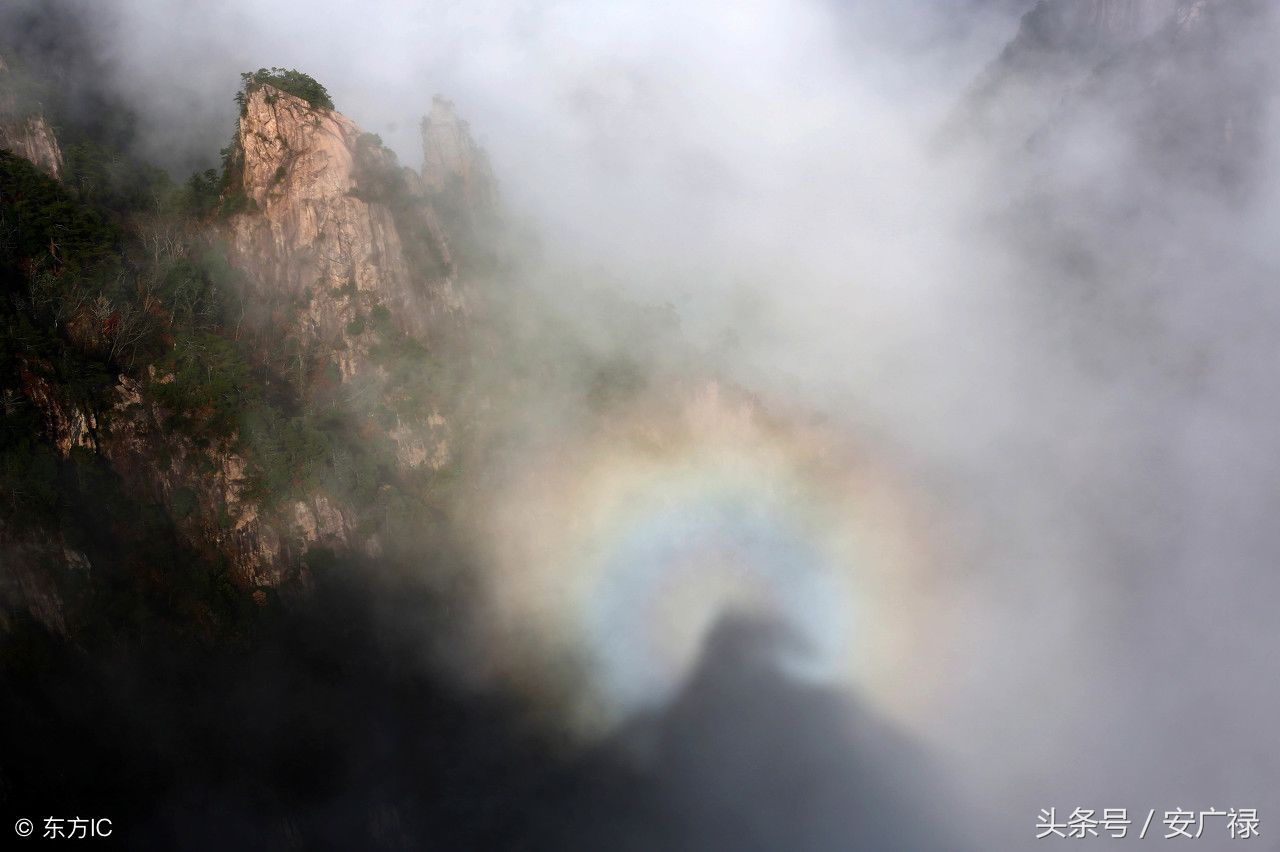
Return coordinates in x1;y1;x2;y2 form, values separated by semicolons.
0;53;62;178
226;83;463;379
222;81;490;479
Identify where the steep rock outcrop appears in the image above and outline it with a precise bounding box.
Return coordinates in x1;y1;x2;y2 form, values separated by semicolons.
226;84;463;380
223;83;473;484
2;75;496;625
0;53;62;178
421;96;498;219
421;95;500;256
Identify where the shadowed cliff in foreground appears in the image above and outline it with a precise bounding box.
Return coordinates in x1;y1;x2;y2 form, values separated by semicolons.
1;560;965;851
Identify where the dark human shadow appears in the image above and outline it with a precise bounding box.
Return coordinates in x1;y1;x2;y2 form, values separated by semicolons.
527;614;973;852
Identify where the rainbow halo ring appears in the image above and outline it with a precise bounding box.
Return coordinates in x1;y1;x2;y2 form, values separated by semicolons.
472;382;936;730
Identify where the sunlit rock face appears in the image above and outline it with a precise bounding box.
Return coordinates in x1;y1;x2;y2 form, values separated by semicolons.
0;53;62;178
226;84;462;380
223;83;465;481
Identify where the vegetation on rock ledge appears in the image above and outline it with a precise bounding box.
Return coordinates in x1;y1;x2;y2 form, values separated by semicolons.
236;67;334;112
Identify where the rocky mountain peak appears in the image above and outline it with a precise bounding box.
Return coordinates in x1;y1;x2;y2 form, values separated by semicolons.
225;81;461;375
232;83;359;210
